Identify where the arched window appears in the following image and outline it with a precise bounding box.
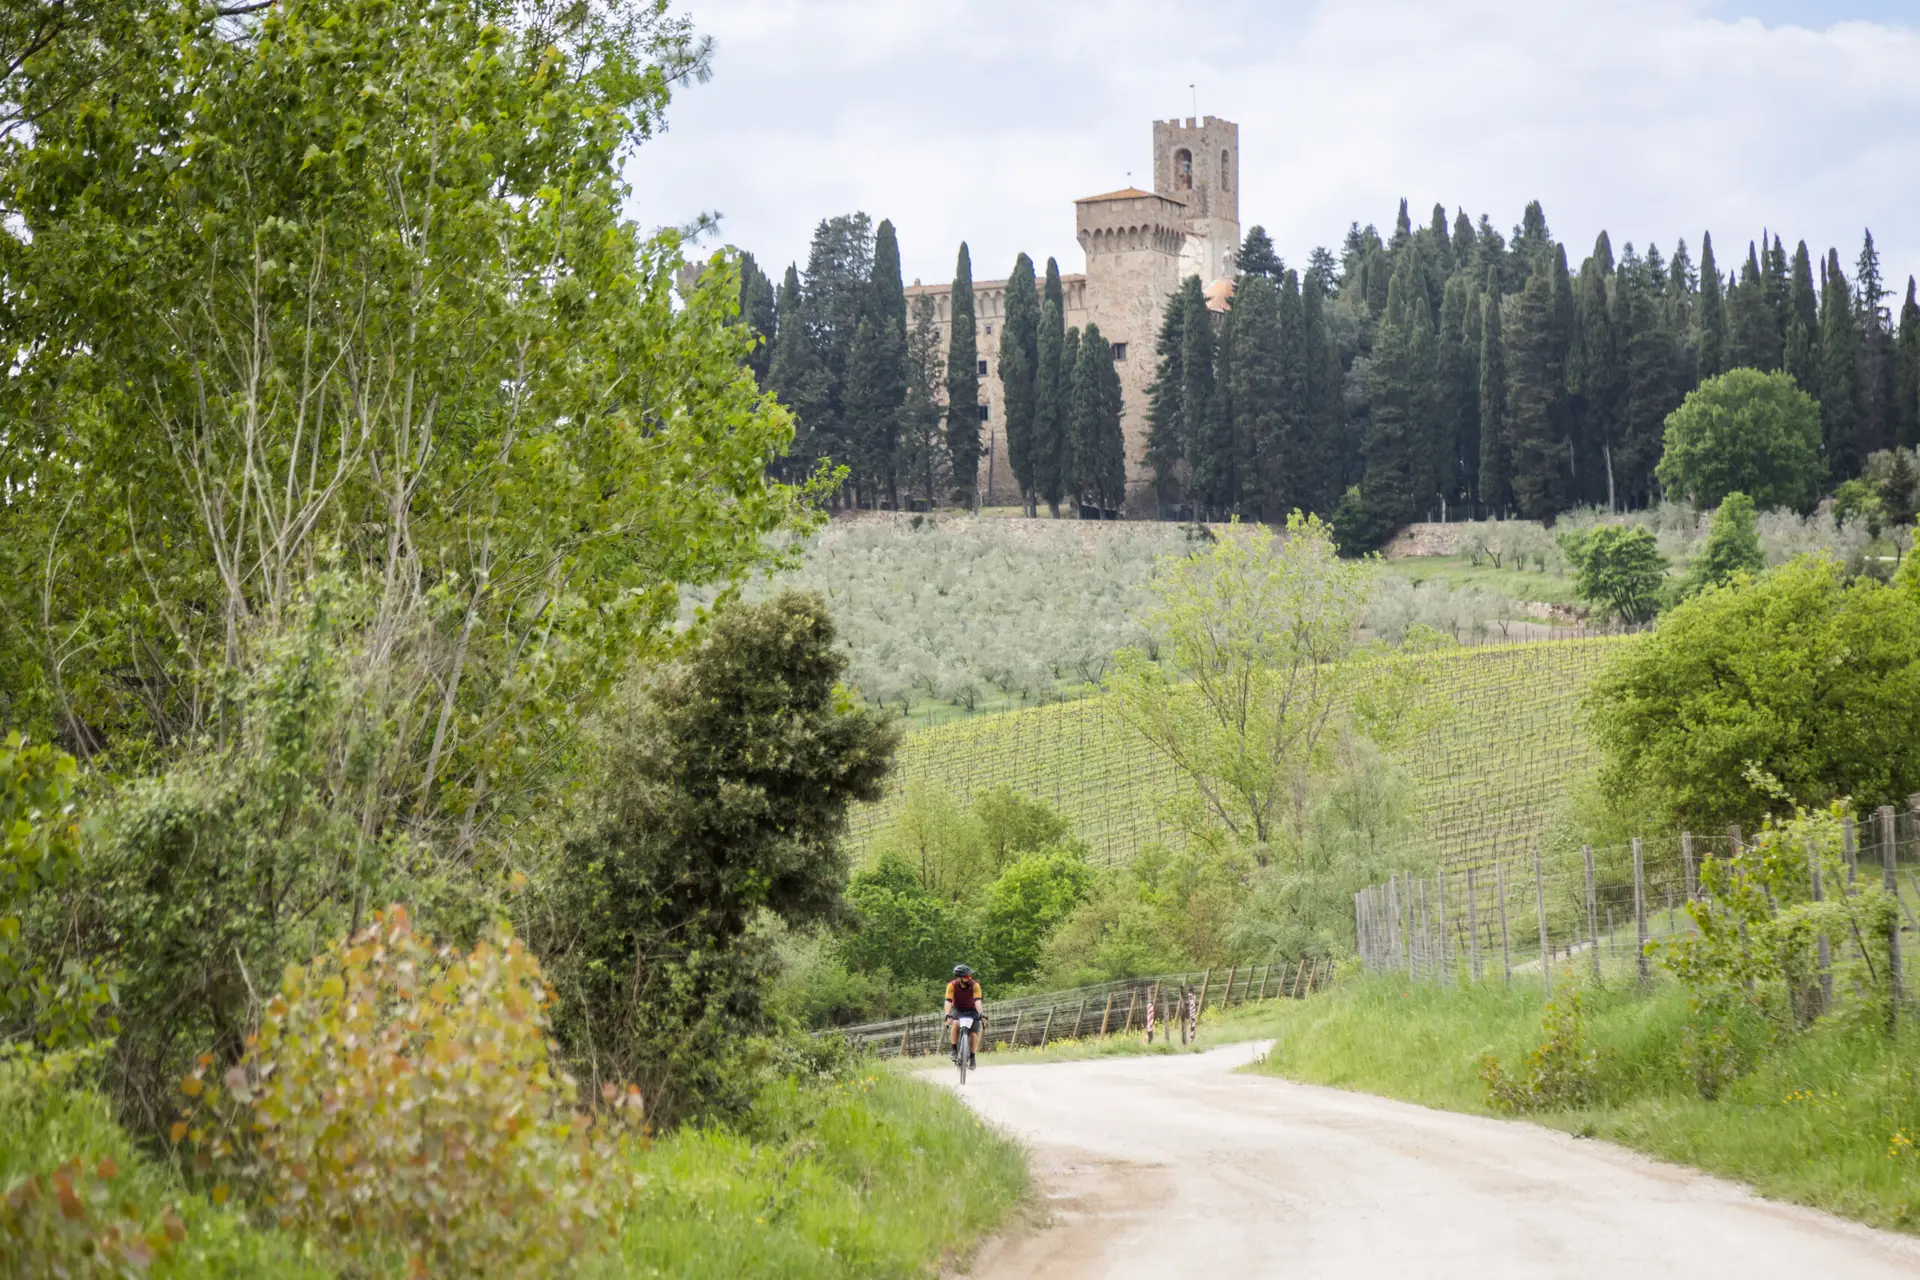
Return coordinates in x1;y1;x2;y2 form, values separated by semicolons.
1174;148;1192;190
1221;150;1231;191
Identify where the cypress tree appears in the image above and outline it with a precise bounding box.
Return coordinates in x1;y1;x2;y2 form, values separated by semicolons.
1300;268;1344;517
1272;269;1311;516
1784;241;1821;399
1452;209;1478;274
1766;235;1791;353
1512;200;1553;277
768;263;829;482
1696;232;1727;379
1392;198;1413;248
1896;278;1920;449
1238;226;1284;280
1571;250;1621;508
1477;214;1512;294
1505;258;1569;518
1436;274;1475;514
999;253;1040;513
737;251;779;385
899;293;949;507
1034;290;1069;515
1145;277;1199;501
1857;230;1896;458
1726;241;1780;372
946;243;981;507
1478;289;1511;515
1619;265;1678;508
1305;247;1339;295
1229;274;1285;518
1201;300;1238;517
1362;252;1436;530
1428;203;1455;275
1060;325;1082;503
1070;324;1127;515
1820;248;1862;480
1179;280;1221;515
844;218;908;505
800;214;876;497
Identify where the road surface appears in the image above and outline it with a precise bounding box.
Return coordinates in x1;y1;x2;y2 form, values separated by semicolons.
945;1041;1920;1279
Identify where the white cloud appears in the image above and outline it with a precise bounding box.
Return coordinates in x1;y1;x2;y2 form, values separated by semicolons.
629;0;1920;294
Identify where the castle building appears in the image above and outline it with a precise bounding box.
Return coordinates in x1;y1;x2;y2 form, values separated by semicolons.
904;116;1240;512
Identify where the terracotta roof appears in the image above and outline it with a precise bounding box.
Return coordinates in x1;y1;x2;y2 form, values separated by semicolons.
1073;186;1163;204
1204;277;1237;312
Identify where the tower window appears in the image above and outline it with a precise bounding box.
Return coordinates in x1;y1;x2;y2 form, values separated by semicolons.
978;359;988;375
979;404;990;421
1111;342;1128;362
985;323;994;335
1221;150;1231;191
1174;148;1193;190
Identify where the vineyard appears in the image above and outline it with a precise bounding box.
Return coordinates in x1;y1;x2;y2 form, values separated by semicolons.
846;635;1635;868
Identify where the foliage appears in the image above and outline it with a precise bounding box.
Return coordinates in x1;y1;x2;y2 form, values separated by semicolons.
1107;516;1376;851
976;850;1095;984
1588;556;1920;829
839;853;967;991
1479;989;1602;1113
542;593;895;1124
0;733;111;1049
1679;492;1766;597
1655;368;1824;510
1557;525;1667;623
178;906;640;1279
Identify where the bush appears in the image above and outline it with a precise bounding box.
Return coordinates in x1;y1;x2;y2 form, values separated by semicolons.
178;906;642;1279
1655;368;1823;511
1479;989;1602;1113
1678;492;1766;598
1557;525;1666;623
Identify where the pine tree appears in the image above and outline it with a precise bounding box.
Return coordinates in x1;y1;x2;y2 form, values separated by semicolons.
946;243;981;507
1306;247;1339;294
1300;268;1344;516
899;292;950;507
1726;241;1780;372
1896;277;1920;449
800;213;876;496
1820;248;1862;480
1784;241;1821;399
1145;277;1199;500
1696;231;1727;379
844;218;908;505
1362;251;1437;529
768;263;828;483
1071;324;1127;515
1476;214;1511;293
1478;288;1511;514
737;251;779;385
998;253;1040;513
1857;230;1896;458
1228;274;1285;518
1512;200;1553;276
1505;257;1570;518
1238;226;1284;280
1179;280;1221;515
1034;288;1069;516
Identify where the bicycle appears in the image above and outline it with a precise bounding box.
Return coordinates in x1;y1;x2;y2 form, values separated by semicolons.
949;1011;981;1084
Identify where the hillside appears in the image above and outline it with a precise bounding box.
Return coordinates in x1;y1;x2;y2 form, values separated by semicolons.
847;635;1633;869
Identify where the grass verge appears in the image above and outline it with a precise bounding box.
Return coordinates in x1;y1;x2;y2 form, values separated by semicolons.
610;1070;1029;1278
1253;976;1920;1231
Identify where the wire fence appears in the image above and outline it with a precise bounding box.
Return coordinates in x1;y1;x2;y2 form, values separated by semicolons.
829;957;1333;1060
1355;799;1920;999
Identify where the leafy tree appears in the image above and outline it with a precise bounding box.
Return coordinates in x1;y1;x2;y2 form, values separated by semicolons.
1558;525;1667;623
1145;277;1199;500
1696;231;1728;379
1570;244;1621;508
1588;556;1920;830
840;853;967;987
976;851;1095;985
1656;368;1823;510
1298;269;1345;517
798;213;877;482
1478;288;1512;513
546;593;896;1123
999;253;1040;513
945;244;981;506
1681;492;1766;596
1107;517;1375;854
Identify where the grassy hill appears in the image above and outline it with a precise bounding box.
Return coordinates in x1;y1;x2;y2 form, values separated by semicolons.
847;635;1634;869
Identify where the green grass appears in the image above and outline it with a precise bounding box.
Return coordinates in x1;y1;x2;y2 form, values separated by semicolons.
1384;554;1586;608
850;636;1632;867
1251;976;1920;1231
611;1071;1028;1278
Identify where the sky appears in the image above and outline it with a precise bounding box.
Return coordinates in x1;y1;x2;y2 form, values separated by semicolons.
629;0;1920;298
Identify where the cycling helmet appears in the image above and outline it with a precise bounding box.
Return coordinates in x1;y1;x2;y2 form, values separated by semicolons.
952;964;972;978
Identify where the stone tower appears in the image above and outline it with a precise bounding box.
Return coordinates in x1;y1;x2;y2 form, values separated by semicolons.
1153;116;1241;283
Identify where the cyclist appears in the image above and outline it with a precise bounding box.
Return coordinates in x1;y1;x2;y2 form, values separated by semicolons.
944;964;985;1067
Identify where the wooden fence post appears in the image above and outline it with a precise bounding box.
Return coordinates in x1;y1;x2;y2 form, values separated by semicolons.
1496;861;1512;986
1583;845;1599;983
1223;965;1238;1008
1099;993;1114;1038
1883;805;1902;1017
1437;872;1450;985
1292;956;1308;997
1466;867;1482;983
1810;845;1831;1016
1040;1007;1054;1048
1011;1010;1025;1049
1632;838;1649;985
1074;999;1086;1039
1197;967;1214;1014
1124;989;1138;1034
898;1024;909;1059
1534;846;1551;995
1682;831;1696;901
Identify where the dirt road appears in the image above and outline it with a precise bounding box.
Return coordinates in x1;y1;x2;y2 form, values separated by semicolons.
947;1041;1920;1279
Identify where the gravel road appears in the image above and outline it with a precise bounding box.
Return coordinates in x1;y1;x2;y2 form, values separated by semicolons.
944;1041;1920;1279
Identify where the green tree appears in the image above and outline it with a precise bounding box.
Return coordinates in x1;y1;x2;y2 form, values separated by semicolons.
1588;556;1920;830
1437;274;1479;513
1180;279;1225;516
737;251;779;386
1107;517;1376;854
840;853;967;987
1145;277;1199;501
1656;368;1823;509
1559;525;1667;623
1570;242;1621;508
1070;323;1127;515
1299;269;1345;517
1696;231;1728;379
999;253;1041;513
1033;258;1071;515
1727;241;1781;373
977;851;1095;984
1820;249;1863;479
1229;274;1286;519
769;263;829;481
1682;491;1767;596
1895;277;1920;449
899;293;950;507
1857;230;1897;461
1362;251;1437;531
1237;226;1284;280
1784;241;1822;403
1618;259;1679;508
946;243;981;506
1478;288;1512;514
844;217;908;506
1505;258;1569;517
547;593;897;1123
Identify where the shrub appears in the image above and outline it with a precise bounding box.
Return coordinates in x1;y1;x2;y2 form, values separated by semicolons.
178;906;642;1279
1655;368;1823;510
1557;525;1666;623
1479;990;1602;1113
1678;492;1766;598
